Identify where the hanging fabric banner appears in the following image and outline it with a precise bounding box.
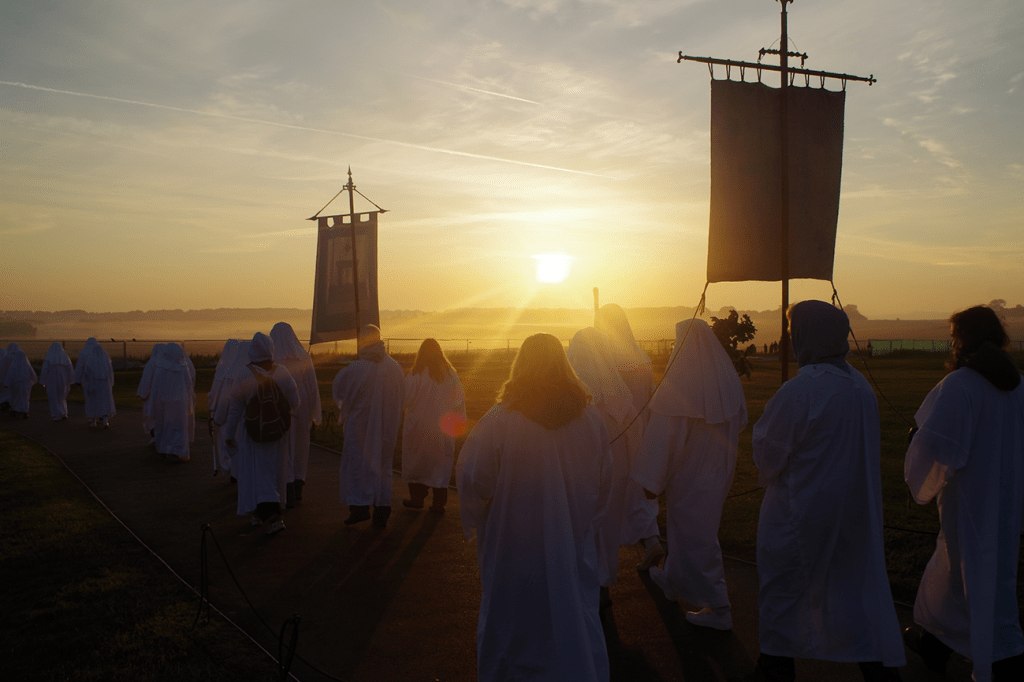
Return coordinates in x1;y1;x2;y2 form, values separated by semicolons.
707;79;846;283
309;211;380;344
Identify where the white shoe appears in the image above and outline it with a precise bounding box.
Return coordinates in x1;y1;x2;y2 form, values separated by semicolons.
685;606;733;631
637;540;666;571
251;514;263;526
266;519;286;535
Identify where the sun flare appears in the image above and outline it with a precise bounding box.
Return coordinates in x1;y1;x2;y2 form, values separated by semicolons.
532;254;574;283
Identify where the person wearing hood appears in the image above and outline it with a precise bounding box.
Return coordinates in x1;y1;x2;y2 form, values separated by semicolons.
332;324;405;528
0;343;17;410
3;345;37;419
148;343;195;461
72;338;116;428
270;322;322;507
40;342;73;421
457;333;613;682
207;340;241;477
567;327;660;611
629;318;747;630
751;301;904;682
224;333;299;534
137;344;168;441
401;338;465;513
903;305;1024;682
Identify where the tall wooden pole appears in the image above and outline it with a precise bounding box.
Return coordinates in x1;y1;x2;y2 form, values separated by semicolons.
778;0;791;383
346;167;362;350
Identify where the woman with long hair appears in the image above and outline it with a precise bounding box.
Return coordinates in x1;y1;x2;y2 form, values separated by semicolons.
402;339;465;512
904;306;1024;681
457;333;612;682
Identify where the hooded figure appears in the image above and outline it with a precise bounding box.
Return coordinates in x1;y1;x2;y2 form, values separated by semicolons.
224;333;299;533
0;343;18;408
401;338;466;512
457;333;613;682
751;301;904;682
148;343;195;461
596;304;655;415
904;305;1024;682
629;319;747;630
567;327;660;600
39;342;73;420
137;344;168;438
332;324;405;528
270;322;322;506
3;346;37;418
208;340;241;475
72;338;116;427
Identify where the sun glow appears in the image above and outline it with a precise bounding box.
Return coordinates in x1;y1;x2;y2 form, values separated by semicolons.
533;254;574;283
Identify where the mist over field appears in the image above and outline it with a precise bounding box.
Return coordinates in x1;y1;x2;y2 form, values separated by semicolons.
4;303;1024;355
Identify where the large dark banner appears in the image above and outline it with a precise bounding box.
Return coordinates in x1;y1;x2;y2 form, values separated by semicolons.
707;79;846;283
310;211;380;344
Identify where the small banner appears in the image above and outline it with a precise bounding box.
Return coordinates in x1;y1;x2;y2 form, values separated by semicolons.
310;211;380;344
707;79;846;283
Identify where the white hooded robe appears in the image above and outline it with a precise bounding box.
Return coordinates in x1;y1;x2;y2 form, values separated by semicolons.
40;343;73;420
149;343;195;459
401;367;466;489
72;339;116;419
630;319;747;608
3;348;38;414
270;322;322;485
332;341;405;506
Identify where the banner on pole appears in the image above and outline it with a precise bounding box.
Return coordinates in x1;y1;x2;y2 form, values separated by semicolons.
707;79;846;283
310;211;380;344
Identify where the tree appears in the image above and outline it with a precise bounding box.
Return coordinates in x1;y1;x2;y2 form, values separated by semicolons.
709;309;757;379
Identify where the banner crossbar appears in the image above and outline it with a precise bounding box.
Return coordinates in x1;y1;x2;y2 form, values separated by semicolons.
678;54;876;85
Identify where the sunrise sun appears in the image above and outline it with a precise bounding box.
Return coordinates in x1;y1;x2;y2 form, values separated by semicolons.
532;254;574;283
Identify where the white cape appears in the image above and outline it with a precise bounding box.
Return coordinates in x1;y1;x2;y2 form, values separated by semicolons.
457;405;612;682
753;363;904;666
905;367;1024;681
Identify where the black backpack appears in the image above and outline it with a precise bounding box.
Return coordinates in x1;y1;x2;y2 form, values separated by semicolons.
244;364;292;443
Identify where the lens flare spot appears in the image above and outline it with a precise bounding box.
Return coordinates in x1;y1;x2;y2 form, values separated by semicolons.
439;412;467;437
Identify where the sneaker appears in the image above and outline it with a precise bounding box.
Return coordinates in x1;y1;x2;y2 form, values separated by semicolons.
685;606;733;631
251;514;263;526
637;540;666;571
266;519;286;535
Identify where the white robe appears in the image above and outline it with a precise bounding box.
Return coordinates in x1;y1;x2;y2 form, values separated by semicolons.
631;318;747;607
0;344;17;405
207;340;240;474
137;344;167;435
566;327;653;587
905;368;1024;681
457;404;613;682
225;364;299;515
753;362;904;666
72;342;116;419
275;354;321;483
332;352;405;506
401;369;466;489
40;344;73;419
149;345;195;459
3;349;37;414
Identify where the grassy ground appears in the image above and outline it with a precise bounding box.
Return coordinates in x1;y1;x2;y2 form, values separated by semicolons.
0;430;279;682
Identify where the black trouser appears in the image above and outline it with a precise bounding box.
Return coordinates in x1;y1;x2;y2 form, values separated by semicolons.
255;501;281;522
408;482;448;508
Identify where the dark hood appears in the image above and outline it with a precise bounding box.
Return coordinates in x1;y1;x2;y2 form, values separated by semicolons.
964;341;1021;391
789;300;850;369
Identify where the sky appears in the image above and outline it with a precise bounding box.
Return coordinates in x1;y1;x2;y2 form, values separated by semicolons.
2;0;1022;319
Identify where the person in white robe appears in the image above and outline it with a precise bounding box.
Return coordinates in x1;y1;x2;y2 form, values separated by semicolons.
39;342;73;420
332;324;405;528
72;338;116;428
207;340;241;476
904;305;1024;682
137;344;167;440
751;300;904;682
401;338;466;513
224;333;299;534
0;343;17;410
3;347;38;418
457;332;613;682
149;343;195;461
270;322;322;507
566;327;656;611
630;318;747;630
595;303;663;569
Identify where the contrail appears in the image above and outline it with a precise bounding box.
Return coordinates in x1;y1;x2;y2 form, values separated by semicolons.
403;73;542;105
0;80;611;178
